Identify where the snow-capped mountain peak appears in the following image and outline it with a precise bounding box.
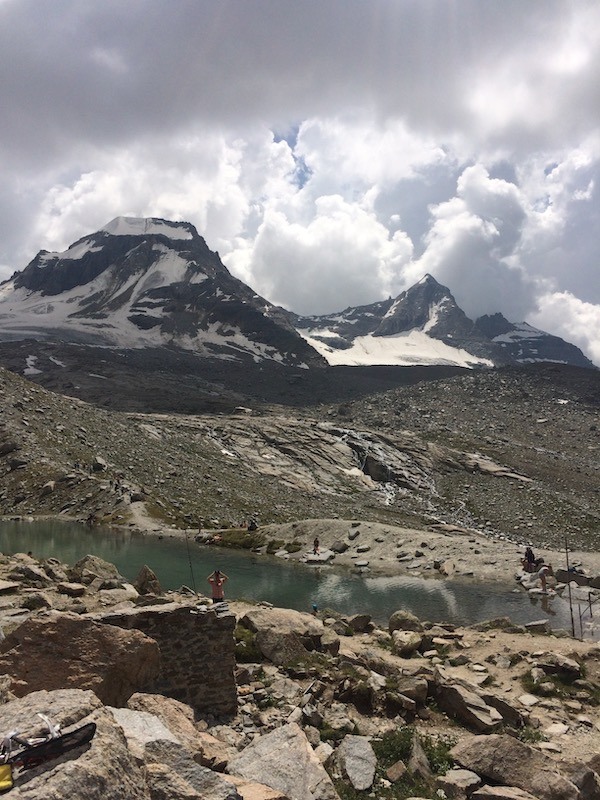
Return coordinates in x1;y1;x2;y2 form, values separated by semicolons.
101;216;196;240
0;218;323;367
0;220;594;370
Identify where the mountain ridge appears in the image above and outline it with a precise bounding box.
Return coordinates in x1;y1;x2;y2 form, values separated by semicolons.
0;217;594;370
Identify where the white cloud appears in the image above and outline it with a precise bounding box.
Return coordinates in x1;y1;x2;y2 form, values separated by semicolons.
531;291;600;366
233;198;413;315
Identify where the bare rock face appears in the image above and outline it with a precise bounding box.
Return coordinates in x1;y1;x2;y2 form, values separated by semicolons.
0;611;160;705
227;722;340;800
451;734;580;800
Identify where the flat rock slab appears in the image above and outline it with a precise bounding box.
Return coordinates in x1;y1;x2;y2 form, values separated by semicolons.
0;580;20;594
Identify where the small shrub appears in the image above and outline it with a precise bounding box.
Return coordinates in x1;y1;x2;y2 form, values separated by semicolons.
234;624;262;663
516;726;548;744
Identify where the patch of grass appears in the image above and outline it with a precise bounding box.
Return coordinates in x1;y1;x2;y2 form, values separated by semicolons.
515;726;548;744
217;529;266;550
328;727;458;800
266;538;284;554
284;540;303;553
233;624;262;663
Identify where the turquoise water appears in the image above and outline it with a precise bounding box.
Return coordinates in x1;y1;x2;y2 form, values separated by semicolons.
0;518;581;631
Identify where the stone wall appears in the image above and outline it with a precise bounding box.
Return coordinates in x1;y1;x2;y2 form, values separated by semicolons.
95;602;237;717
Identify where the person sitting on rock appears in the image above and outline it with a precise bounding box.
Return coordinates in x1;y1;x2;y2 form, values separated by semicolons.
522;546;536;573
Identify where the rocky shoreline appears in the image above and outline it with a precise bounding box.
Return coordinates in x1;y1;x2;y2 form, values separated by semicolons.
1;545;600;799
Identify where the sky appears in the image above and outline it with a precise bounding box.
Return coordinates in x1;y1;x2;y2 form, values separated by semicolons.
1;0;599;365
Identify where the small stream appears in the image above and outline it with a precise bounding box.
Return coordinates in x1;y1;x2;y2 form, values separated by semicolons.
0;518;593;635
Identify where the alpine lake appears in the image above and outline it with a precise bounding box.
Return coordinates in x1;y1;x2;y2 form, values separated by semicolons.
0;518;594;638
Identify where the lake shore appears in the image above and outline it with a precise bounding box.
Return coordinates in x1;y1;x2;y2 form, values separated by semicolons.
120;502;600;588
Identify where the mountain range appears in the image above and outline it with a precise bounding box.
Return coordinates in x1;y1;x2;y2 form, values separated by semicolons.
0;216;594;370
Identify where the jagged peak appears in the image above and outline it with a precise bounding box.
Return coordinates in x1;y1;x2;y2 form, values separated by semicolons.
101;217;197;240
417;273;440;286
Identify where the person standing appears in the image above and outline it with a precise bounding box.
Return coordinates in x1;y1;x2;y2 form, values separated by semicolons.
207;569;228;603
313;537;320;555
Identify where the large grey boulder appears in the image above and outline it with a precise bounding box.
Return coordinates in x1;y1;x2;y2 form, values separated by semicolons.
436;768;481;798
254;627;311;666
69;555;126;585
227;722;340;800
108;707;181;758
391;629;423;656
335;734;376;790
127;693;214;762
451;734;580;800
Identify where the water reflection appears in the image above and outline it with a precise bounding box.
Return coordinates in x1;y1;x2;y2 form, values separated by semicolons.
0;518;586;633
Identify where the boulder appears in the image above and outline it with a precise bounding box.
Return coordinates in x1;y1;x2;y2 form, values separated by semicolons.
254;628;311;666
391;629;423;656
127;693;211;761
535;652;581;681
8;563;53;587
335;734;376;790
228;722;340;800
0;611;160;705
388;609;424;633
559;761;600;800
437;768;481;798
134;565;163;596
436;683;503;733
0;689;148;799
69;555;126;585
408;734;432;780
58;581;87;597
144;739;242;800
451;734;579;800
240;607;338;654
346;613;372;633
472;787;540;800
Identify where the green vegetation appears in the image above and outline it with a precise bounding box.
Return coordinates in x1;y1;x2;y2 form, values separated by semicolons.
215;529;266;550
233;624;262;663
330;726;456;800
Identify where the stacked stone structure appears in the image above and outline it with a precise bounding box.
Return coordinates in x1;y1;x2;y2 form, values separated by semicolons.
96;602;237;717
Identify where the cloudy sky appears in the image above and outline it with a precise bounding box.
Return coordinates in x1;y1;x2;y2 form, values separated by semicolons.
2;0;599;364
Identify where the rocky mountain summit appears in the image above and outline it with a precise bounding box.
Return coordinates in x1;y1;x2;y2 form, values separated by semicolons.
292;274;595;369
0;216;322;367
0;218;594;369
1;549;600;799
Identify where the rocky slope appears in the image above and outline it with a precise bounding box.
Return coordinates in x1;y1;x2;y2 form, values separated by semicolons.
1;549;600;799
1;360;598;552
